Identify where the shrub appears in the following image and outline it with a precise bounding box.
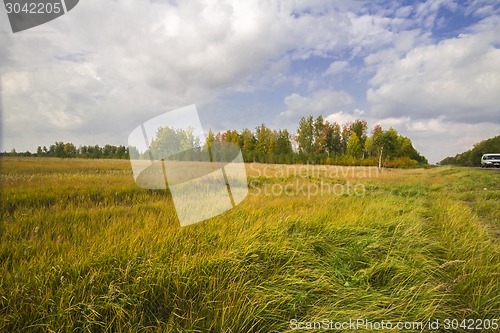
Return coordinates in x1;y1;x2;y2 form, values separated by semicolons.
386;157;419;168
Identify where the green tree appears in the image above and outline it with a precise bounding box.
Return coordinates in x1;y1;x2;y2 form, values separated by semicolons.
255;124;272;158
440;135;499;166
313;115;325;154
268;130;278;157
51;141;65;157
275;129;293;155
297;116;314;155
364;137;373;157
240;129;255;152
373;128;398;168
325;122;342;156
63;143;77;158
92;145;102;159
115;145;128;159
150;127;181;158
366;125;383;157
347;132;362;158
350;119;368;150
340;123;350;155
149;127;196;160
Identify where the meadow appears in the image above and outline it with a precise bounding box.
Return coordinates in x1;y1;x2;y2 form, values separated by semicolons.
1;157;499;332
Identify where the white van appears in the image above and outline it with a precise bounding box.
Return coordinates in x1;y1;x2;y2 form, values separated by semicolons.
481;153;500;168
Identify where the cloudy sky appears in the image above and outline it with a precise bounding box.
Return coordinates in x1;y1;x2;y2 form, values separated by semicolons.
1;0;499;163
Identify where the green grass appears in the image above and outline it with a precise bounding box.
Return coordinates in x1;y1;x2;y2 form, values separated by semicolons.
1;157;499;332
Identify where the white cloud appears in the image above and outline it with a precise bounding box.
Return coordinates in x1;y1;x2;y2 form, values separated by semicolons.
325;109;365;125
345;13;401;56
395;6;413;18
323;60;348;76
374;116;448;134
370;116;499;163
373;116;411;128
367;31;500;123
407;117;448;133
280;89;354;119
1;0;300;149
4;0;399;150
1;72;30;94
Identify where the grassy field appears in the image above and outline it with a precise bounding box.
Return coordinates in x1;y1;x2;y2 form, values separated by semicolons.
1;157;499;332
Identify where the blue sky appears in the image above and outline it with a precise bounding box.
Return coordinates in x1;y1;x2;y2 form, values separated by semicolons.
1;0;499;163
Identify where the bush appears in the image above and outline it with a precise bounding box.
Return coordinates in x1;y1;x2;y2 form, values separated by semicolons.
386;157;419;168
359;157;378;167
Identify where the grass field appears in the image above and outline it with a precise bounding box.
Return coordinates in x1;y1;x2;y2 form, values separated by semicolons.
1;157;499;332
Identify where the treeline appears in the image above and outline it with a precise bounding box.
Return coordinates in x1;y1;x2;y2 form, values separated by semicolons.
3;142;129;159
440;135;500;167
131;116;427;166
4;116;428;167
204;116;427;166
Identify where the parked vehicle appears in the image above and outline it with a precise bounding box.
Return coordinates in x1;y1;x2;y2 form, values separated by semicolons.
481;153;500;168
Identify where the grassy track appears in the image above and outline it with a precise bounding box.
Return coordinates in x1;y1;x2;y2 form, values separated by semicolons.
1;157;499;332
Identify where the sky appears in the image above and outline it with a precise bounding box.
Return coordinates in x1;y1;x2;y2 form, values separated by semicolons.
1;0;499;163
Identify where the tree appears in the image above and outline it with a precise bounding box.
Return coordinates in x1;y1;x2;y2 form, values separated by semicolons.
149;127;197;161
384;128;399;159
115;145;128;159
205;130;215;152
313;115;325;154
275;129;293;155
297;116;314;155
181;128;195;152
340;123;351;155
223;130;240;146
373;128;398;168
347;132;362;158
268;130;278;157
92;145;102;159
366;125;383;157
255;124;272;157
128;146;140;159
325;121;342;156
350;119;368;150
63;143;77;157
15;114;428;166
240;129;255;152
50;141;65;157
364;137;373;157
440;135;499;166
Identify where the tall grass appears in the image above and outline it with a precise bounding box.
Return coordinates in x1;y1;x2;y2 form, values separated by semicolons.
1;157;498;332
